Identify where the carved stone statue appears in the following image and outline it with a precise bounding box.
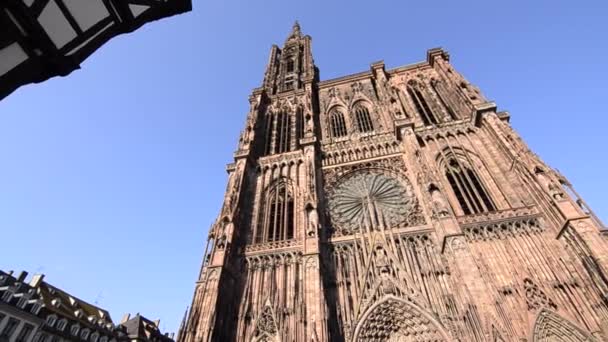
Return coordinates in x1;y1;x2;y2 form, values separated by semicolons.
548;182;565;200
306;204;319;237
390;96;403;118
216;233;226;249
305;113;313;133
536;170;564;200
241;126;252;148
224;220;234;238
429;184;450;217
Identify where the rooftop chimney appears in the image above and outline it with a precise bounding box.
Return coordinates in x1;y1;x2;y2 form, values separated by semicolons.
17;271;28;282
120;313;131;324
29;274;44;288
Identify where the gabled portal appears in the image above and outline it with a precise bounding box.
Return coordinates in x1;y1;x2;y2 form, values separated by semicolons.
352;295;452;342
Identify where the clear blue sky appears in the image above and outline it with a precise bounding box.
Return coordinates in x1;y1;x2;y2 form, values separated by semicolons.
1;0;607;334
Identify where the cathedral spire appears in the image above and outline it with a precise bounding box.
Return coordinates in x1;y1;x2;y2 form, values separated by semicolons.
286;20;302;42
263;20;316;94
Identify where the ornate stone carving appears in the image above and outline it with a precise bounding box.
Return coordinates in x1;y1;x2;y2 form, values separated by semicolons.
324;156;406;191
253;301;279;342
524;278;557;311
245;250;302;269
327;169;424;235
353;296;450;342
320;132;401;167
429;183;450;218
532;309;598;342
245;239;300;253
449;236;466;253
463;217;544;242
536;170;565;201
306;204;319;237
456;206;539;226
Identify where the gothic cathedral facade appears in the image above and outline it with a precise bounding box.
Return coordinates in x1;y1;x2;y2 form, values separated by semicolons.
178;23;608;342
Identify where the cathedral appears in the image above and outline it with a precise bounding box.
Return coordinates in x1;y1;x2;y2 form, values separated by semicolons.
178;23;608;342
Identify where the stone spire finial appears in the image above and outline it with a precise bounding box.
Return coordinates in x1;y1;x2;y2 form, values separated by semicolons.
287;20;301;41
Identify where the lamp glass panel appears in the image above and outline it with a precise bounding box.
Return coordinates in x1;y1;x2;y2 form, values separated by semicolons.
0;42;28;76
63;0;109;31
129;4;151;18
38;0;77;48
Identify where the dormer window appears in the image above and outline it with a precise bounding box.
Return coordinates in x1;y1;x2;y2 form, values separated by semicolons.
81;328;90;340
70;324;80;336
31;302;42;315
46;314;57;327
56;319;67;331
2;290;14;302
74;309;83;319
17;296;28;308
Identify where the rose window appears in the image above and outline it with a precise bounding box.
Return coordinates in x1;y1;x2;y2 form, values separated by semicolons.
328;171;416;233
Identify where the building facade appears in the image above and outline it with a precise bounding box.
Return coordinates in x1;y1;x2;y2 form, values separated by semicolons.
179;23;608;342
0;0;191;100
0;270;174;342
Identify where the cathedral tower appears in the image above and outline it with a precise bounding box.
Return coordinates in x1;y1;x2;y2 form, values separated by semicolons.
179;24;608;342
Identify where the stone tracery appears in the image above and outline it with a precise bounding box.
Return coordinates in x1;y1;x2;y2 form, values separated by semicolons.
328;171;413;232
353;296;450;342
532;309;598;342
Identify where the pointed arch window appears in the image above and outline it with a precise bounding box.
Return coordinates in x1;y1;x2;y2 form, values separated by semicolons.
407;86;438;126
445;158;495;215
264;112;274;155
431;79;458;121
354;104;374;133
274;111;292;154
286;59;295;73
256;181;295;243
329;109;348;137
264;111;293;155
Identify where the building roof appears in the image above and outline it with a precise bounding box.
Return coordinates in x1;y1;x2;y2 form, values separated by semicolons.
121;313;173;341
37;281;113;326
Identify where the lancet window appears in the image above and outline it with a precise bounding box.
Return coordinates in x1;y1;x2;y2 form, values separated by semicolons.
445;158;495;215
330;109;348;137
255;181;295;243
264;111;293;155
431;79;458;120
286;59;295;73
407;85;438;126
354;103;374;133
